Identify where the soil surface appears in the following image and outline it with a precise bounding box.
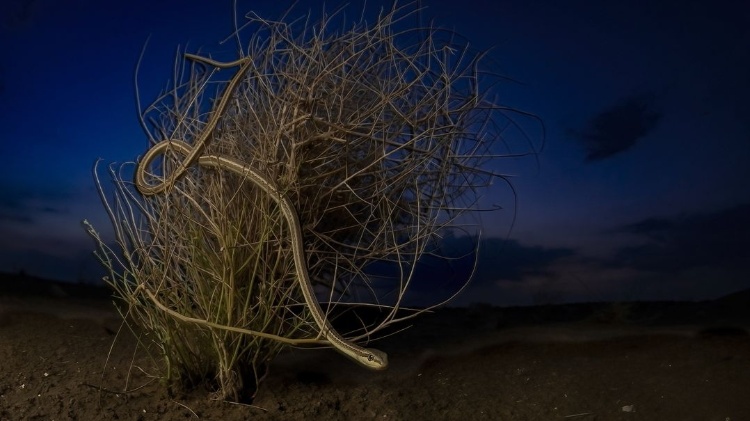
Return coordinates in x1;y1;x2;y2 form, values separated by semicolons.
1;274;749;420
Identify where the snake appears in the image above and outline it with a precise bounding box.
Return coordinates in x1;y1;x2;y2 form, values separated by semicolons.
134;55;387;370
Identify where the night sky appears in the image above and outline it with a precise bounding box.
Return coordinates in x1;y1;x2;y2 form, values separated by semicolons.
0;0;748;306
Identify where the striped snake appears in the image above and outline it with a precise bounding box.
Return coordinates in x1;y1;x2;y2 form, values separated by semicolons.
134;55;387;370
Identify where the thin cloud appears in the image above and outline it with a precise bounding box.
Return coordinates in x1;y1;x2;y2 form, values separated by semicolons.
0;212;33;224
410;236;577;287
568;92;662;161
364;235;578;307
39;205;67;214
475;238;577;283
609;203;750;273
2;0;38;31
0;180;71;224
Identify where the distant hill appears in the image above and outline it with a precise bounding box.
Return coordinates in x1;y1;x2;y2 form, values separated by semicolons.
0;271;112;300
1;270;748;321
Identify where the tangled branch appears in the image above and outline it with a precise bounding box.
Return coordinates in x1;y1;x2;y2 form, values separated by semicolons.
85;2;541;401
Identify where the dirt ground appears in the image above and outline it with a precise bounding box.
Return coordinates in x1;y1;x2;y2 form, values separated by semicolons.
1;277;749;420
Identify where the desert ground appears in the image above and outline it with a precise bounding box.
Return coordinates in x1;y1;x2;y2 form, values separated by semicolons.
1;273;749;420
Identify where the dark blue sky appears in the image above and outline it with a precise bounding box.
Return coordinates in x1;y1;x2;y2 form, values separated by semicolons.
0;0;748;306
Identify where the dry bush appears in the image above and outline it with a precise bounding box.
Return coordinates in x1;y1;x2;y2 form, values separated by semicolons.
84;2;540;401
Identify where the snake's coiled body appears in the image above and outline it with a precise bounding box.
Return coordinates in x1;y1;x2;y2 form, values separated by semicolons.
134;55;387;370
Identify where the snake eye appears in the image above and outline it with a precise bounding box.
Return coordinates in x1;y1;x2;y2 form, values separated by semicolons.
368;354;375;362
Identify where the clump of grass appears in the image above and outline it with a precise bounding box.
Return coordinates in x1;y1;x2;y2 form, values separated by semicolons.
85;2;540;401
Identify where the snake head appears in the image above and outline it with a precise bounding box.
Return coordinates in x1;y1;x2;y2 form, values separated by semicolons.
361;348;388;370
